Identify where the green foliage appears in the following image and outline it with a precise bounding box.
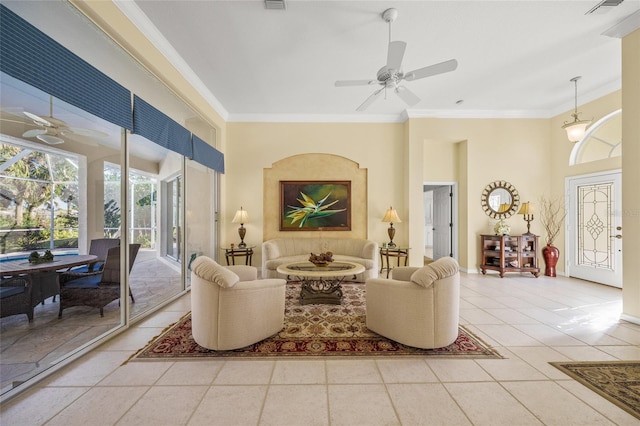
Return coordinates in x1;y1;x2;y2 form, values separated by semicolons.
104;199;121;238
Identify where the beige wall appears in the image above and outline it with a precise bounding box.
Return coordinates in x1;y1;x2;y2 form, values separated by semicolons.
226;122;403;266
621;29;640;321
407;117;551;270
263;154;368;241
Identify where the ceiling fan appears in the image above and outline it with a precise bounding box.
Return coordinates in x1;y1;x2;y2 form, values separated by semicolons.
335;8;458;111
2;96;108;145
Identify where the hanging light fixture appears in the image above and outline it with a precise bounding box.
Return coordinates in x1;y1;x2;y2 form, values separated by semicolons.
562;76;591;142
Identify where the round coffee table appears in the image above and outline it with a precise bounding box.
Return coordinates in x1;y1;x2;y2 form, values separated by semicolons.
276;261;365;305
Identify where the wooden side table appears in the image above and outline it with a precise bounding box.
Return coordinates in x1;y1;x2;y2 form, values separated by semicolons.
379;247;410;278
223;246;255;266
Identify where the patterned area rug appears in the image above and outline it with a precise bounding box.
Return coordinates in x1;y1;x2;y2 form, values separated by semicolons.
551;361;640;420
129;283;501;361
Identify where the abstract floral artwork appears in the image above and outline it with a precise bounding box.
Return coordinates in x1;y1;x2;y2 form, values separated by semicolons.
280;181;351;231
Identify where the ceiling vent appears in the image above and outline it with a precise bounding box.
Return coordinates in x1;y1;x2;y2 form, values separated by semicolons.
265;0;286;10
586;0;624;15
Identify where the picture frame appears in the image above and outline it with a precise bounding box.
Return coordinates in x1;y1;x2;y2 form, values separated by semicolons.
280;180;351;231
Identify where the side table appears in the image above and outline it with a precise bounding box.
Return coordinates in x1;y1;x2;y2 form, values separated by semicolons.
223;246;255;266
379;247;410;278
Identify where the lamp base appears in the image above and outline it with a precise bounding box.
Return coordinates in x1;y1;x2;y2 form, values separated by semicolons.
387;242;396;248
238;242;247;248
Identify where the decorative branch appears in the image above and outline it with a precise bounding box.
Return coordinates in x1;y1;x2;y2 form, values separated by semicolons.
539;196;566;246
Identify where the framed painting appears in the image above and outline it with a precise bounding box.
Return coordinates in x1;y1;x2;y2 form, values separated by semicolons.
280;181;351;231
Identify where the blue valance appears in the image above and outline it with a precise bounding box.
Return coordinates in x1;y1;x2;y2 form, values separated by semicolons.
0;4;133;131
133;95;192;158
192;135;225;173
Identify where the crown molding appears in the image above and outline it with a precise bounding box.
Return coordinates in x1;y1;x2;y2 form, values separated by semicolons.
404;109;550;119
226;113;406;123
113;0;229;121
603;9;640;38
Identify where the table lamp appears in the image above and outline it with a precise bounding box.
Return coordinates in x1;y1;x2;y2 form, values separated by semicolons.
381;206;401;248
517;201;534;235
232;207;249;248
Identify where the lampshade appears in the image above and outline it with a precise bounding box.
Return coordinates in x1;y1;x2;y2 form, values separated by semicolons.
562;76;591;142
517;202;534;215
232;207;249;224
381;207;401;223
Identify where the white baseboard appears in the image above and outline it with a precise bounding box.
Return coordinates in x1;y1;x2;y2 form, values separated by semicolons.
620;313;640;325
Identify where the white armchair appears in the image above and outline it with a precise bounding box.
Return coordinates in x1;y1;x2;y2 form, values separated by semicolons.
190;256;286;350
365;257;460;349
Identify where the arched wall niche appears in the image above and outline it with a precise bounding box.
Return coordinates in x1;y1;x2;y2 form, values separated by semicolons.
263;153;368;241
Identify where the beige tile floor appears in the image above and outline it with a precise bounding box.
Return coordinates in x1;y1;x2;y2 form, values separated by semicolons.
2;272;640;425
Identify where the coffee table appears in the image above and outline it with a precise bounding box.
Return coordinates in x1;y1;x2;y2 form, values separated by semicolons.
277;261;365;305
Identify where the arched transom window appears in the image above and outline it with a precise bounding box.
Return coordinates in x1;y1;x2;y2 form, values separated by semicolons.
570;109;621;166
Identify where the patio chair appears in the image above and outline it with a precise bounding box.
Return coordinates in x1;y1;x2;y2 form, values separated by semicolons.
64;238;120;277
58;244;140;317
1;276;34;322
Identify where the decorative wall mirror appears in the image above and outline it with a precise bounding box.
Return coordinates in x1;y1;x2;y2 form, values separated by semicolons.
481;181;520;219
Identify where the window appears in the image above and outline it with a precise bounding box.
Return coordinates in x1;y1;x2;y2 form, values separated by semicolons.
570;109;621;166
0;139;82;255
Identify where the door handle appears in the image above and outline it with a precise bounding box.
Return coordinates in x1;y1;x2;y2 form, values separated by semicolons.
611;234;622;239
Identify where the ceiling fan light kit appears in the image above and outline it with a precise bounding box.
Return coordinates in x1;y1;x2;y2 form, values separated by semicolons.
16;96;108;144
335;8;458;112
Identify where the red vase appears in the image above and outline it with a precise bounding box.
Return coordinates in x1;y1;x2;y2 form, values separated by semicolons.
542;244;560;277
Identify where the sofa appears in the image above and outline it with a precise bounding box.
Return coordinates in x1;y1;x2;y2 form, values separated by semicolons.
262;238;378;280
365;257;460;349
190;256;286;350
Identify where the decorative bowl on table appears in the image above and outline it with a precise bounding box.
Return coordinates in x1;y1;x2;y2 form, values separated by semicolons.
28;250;54;264
309;251;333;266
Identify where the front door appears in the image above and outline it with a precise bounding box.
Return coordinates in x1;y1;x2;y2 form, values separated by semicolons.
567;171;622;288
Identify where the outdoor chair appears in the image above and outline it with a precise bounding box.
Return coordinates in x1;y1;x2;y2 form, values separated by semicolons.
58;244;140;317
0;276;34;322
64;238;120;277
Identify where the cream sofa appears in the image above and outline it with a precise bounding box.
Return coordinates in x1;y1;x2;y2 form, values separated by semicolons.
190;256;286;350
365;257;460;349
262;238;378;280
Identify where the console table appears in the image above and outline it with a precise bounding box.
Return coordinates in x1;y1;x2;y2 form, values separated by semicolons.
480;234;540;278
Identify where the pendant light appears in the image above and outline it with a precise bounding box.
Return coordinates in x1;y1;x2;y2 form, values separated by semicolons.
562;76;591;142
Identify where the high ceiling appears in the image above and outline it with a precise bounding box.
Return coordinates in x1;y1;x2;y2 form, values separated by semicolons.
120;0;640;122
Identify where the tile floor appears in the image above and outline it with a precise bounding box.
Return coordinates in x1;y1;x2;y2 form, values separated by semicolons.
1;272;639;425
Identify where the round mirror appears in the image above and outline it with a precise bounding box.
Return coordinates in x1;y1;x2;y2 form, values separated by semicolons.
481;181;520;219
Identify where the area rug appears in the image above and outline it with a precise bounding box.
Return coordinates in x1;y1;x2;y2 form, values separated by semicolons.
129;282;501;361
550;361;640;420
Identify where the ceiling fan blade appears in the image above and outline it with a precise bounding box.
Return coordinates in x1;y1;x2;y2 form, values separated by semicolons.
404;59;458;81
23;111;53;127
335;80;377;87
63;127;109;138
387;40;406;70
395;86;421;107
22;129;48;138
356;88;385;112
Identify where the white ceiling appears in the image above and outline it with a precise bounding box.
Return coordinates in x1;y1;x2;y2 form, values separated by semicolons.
120;0;640;122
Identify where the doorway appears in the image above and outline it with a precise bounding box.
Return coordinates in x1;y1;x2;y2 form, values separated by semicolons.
423;183;457;262
566;170;622;288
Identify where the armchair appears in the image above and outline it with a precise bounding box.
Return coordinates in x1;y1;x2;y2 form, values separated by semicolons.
365;257;460;349
0;277;33;322
190;256;286;351
58;244;140;317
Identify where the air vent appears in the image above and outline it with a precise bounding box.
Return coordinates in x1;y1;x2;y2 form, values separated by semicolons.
265;0;286;10
586;0;624;15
